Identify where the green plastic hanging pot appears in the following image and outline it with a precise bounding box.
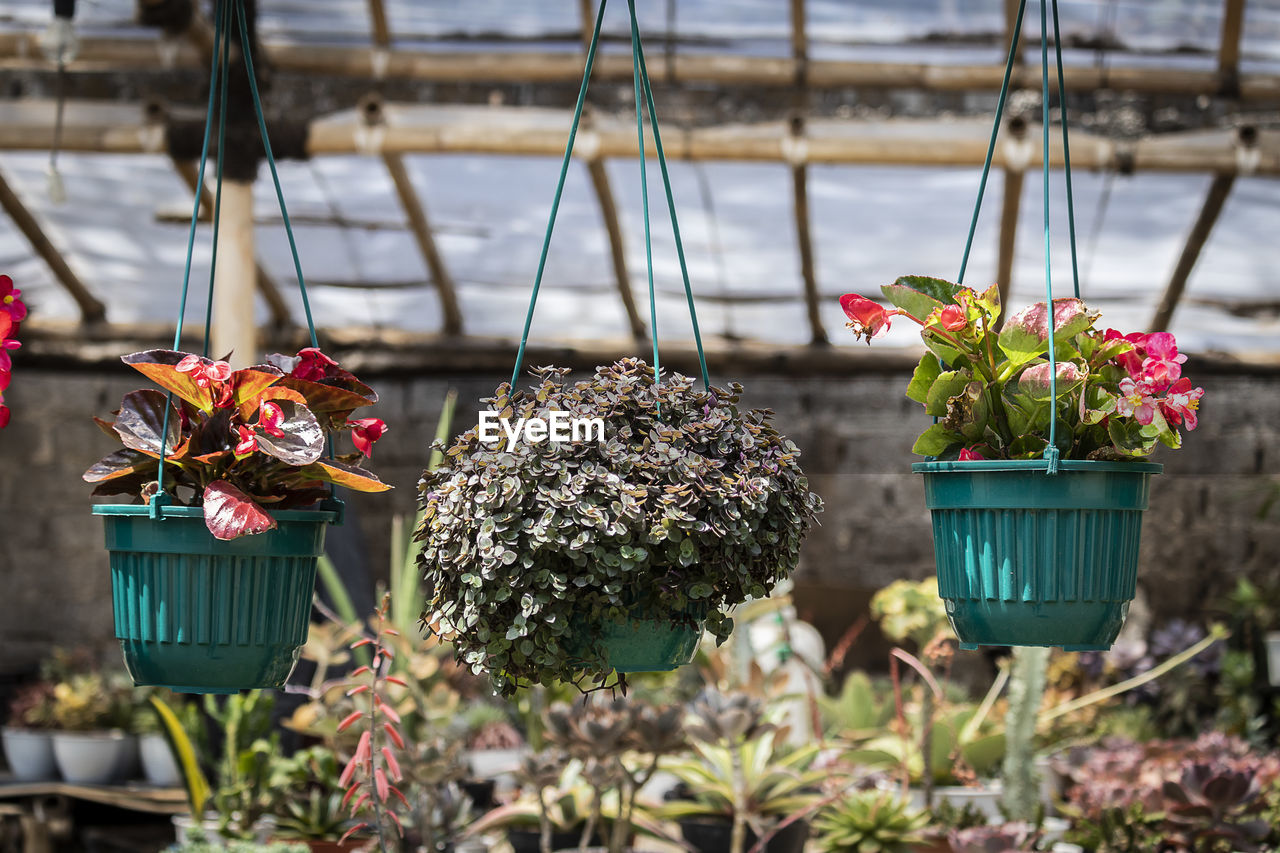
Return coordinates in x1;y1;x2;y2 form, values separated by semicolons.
913;459;1161;651
94;504;336;694
568;603;705;673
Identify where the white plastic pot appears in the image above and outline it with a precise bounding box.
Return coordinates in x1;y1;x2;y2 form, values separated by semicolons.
1265;631;1280;688
876;778;1004;823
51;730;136;785
1;727;58;782
139;732;181;787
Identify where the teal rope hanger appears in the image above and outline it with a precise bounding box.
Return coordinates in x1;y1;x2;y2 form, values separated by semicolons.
1039;0;1061;474
152;0;333;517
509;0;711;398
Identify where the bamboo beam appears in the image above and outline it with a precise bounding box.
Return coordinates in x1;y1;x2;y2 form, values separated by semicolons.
585;158;646;340
382;153;464;336
579;0;595;53
996;168;1024;314
0;167;106;324
5;33;1280;99
1218;0;1247;93
6;102;1280;176
1005;0;1025;64
788;0;826;346
172;159;292;329
366;0;391;48
211;181;258;366
1149;174;1235;332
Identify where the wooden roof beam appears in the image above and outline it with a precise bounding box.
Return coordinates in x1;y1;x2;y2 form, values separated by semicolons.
1149;173;1235;332
789;0;827;346
0;167;106;325
1218;0;1247;94
381;153;464;336
366;0;391;48
171;158;293;330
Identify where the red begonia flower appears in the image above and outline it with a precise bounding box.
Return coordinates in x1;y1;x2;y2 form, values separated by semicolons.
292;347;340;382
1117;377;1159;426
348;417;387;457
0;401;8;429
258;401;287;438
839;294;894;343
233;424;257;456
177;355;234;389
1139;332;1187;390
0;313;13;340
1160;377;1204;431
932;304;967;332
958;448;984;461
0;339;18;374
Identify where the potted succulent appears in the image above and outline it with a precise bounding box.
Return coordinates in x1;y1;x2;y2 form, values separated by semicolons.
49;672;136;785
418;359;823;695
839;278;1204;650
270;746;371;852
661;692;826;853
84;347;389;692
810;790;934;853
2;680;60;781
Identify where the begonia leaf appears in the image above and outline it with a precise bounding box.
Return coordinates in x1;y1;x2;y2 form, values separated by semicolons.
203;480;276;540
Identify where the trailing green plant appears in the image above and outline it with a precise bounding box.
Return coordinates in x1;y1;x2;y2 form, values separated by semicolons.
84;347;389;540
417;359;823;695
810;790;930;853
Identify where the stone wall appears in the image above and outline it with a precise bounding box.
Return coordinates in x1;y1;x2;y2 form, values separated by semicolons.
1;363;1276;675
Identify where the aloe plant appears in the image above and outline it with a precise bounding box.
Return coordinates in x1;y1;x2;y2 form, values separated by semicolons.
811;791;931;853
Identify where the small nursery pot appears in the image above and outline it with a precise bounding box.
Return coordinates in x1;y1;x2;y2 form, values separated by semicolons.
95;504;336;693
1;728;58;782
679;817;809;853
51;730;136;785
914;459;1160;651
567;604;704;673
509;827;586;853
138;731;181;787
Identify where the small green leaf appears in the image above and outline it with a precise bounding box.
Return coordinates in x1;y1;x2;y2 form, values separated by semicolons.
912;423;962;456
881;275;964;320
906;352;942;404
925;370;973;418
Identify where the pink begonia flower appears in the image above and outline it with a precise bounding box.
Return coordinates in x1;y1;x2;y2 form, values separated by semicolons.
233;424;257;456
1104;328;1148;378
0;312;14;341
177;355;234;389
1160;377;1204;431
839;294;894;342
958;448;984;461
292;347;339;382
1139;332;1187;390
931;304;968;332
1116;377;1159;426
348;417;387;457
0;275;27;324
0;399;8;429
258;401;287;438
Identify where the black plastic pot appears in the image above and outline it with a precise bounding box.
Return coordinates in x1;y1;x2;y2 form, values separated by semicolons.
679;818;809;853
461;778;497;811
508;827;591;853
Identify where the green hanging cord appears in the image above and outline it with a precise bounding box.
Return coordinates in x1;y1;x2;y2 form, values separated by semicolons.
958;0;1026;284
627;0;662;403
152;0;230;518
1051;0;1081;299
632;18;710;391
509;0;608;391
201;7;235;357
1039;0;1060;475
235;0;318;349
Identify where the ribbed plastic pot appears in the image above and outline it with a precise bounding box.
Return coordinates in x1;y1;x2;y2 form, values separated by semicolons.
94;504;336;694
568;605;704;673
913;459;1161;651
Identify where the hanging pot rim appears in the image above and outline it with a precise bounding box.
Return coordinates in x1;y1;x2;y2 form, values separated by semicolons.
912;459;1162;475
92;503;339;524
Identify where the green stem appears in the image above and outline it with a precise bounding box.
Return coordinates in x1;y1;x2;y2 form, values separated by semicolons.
729;742;748;853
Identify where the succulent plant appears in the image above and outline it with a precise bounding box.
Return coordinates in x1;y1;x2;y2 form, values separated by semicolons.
6;681;58;730
417;359;823;695
811;791;931;853
946;822;1040;853
1161;764;1270;851
685;690;774;746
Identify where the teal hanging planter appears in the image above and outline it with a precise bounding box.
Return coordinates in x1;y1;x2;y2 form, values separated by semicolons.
568;605;705;674
94;504;336;694
914;459;1161;651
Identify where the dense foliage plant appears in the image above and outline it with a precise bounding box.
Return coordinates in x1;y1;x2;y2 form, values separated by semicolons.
839;276;1204;460
6;681;57;729
0;273;27;428
417;359;823;694
84;347;389;539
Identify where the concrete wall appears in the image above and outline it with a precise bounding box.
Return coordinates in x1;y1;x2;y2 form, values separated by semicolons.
1;364;1276;675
